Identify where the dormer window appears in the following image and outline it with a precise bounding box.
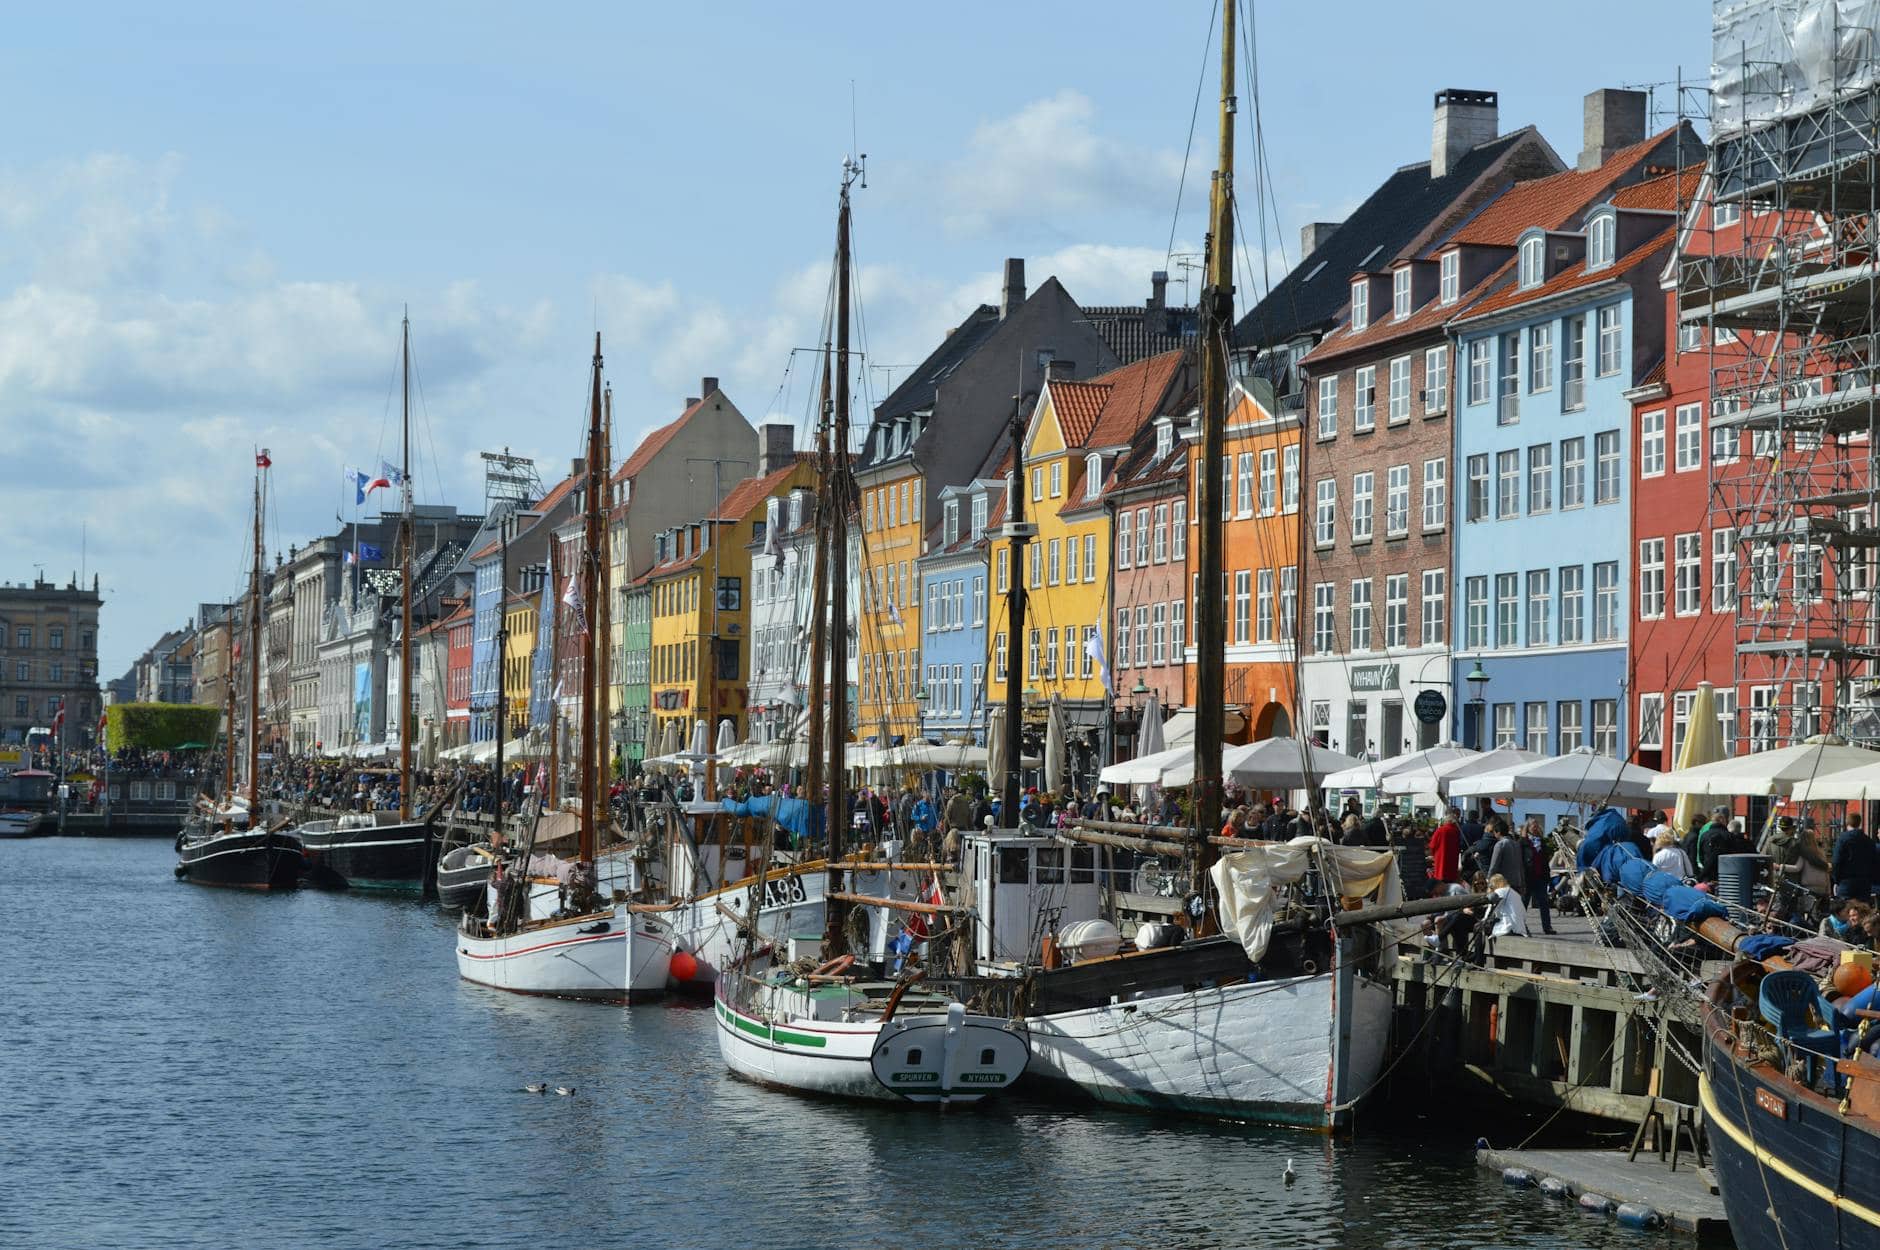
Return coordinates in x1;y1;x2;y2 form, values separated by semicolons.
1587;210;1616;270
1392;268;1412;319
1518;233;1545;288
788;492;804;530
970;492;988;538
1350;279;1369;332
1439;251;1459;304
944;498;960;545
1155;420;1173;462
1084;452;1104;499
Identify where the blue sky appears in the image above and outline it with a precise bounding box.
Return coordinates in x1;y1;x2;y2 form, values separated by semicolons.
0;2;1711;676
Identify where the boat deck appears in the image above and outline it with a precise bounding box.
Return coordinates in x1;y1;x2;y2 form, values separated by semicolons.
1475;1146;1729;1239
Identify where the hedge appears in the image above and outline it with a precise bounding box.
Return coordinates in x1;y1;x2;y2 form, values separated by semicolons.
106;703;223;752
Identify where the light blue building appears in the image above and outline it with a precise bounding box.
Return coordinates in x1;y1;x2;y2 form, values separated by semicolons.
468;542;504;745
917;478;1000;744
1447;192;1679;794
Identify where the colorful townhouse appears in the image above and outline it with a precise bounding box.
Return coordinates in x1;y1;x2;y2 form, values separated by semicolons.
443;599;473;752
919;473;1001;744
746;483;817;744
468;468;581;747
1447;154;1700;765
1102;403;1191;758
1297;96;1681;762
502;587;538;741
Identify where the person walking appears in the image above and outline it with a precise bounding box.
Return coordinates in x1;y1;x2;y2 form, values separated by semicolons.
1834;813;1876;902
1486;821;1527;900
1521;815;1555;934
1427;807;1462;889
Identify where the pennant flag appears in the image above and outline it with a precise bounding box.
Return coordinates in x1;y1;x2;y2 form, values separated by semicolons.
379;459;406;487
255;449;272;468
1084;626;1111;694
346;467;391;505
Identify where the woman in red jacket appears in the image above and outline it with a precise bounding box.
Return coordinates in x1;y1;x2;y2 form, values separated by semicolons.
1427;806;1462;889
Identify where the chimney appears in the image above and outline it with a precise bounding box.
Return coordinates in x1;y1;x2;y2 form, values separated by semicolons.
1000;257;1026;320
700;376;719;398
1431;88;1498;179
1299;221;1342;259
1046;359;1075;380
1578;88;1647;172
1148;270;1168;310
758;422;795;476
685;396;701;410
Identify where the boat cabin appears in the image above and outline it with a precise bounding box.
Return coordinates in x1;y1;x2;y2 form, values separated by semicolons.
962;829;1103;971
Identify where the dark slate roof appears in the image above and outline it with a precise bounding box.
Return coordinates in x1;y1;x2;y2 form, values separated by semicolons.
1234;130;1534;351
869;303;1004;428
1080;301;1198;363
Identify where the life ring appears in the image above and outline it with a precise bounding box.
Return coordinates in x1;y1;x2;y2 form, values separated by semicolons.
812;954;856;977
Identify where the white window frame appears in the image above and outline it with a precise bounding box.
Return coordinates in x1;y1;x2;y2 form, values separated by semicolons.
1317;375;1338;439
1464;575;1489;650
1422;457;1447;531
1439;250;1459;304
1712;527;1736;612
1639;537;1667;619
1353;365;1377;432
1675;403;1703;471
1496;450;1520;519
1495;572;1520;648
1596;304;1623;376
1350;471;1374;542
1640;409;1666;477
1424;345;1448;413
1526;569;1551;647
1384;572;1408;648
1385;463;1410;538
1588;212;1616;269
1529;321;1554;393
1559;564;1585;643
1674;532;1702;616
1465;454;1489;523
1467;339;1493;406
1315;479;1337;547
1350;279;1369;332
1421;568;1446;646
1518;234;1544;288
1281;445;1299;513
1258;449;1278;515
1312;583;1335;654
1527;443;1552;514
1637;691;1665;749
1594;430;1622;504
1350;578;1373;652
1387;355;1412;424
1392;268;1412;319
1593;561;1620;642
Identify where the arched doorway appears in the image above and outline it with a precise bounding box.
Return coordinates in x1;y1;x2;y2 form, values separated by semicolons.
1253;702;1293;741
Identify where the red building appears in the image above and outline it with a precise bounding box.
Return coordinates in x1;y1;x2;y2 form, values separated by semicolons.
444;600;474;750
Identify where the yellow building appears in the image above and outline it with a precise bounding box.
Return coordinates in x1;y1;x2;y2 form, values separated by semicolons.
989;352;1186;759
502;589;538;741
854;461;924;744
643;453;815;749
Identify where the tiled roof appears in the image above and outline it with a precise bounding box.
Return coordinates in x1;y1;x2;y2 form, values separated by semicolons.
1048;380;1111;446
870;304;1003;428
1085;351;1185;449
712;453;811;521
1447;127;1676;247
1612;165;1703;212
1453;225;1675;324
1235;129;1539;349
617;397;706;481
1080;301;1198;363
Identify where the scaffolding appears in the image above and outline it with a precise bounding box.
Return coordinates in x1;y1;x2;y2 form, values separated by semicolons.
1683;0;1880;747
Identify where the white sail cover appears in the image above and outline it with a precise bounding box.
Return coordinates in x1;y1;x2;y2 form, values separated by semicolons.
1209;837;1402;962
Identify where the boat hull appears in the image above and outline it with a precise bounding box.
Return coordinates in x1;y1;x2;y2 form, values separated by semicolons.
435;845;493;912
175;828;304;891
666;868;827;989
456;906;672;1003
1702;1023;1880;1250
299;819;436;892
1021;960;1393;1130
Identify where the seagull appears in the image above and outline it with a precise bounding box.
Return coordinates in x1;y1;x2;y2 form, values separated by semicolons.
554;1086;575;1096
1283;1159;1297;1187
523;1083;547;1094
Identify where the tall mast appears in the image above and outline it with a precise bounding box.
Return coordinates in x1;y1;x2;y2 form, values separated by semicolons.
399;311;415;821
804;348;833;808
1001;397;1027;821
824;161;857;953
595;386;613;812
547;537;561;811
580;333;604;865
1192;0;1235;901
495;520;508;831
223;636;236;805
248;459;265;811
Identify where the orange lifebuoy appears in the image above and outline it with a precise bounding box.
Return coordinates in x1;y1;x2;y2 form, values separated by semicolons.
812;954;856;977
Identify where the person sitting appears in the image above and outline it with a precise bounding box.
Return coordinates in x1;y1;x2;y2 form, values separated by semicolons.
1486;872;1529;938
1651;828;1695;880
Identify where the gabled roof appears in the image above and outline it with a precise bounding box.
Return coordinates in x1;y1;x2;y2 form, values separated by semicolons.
1452;225;1675;325
1042;350;1186;454
871;305;1004;426
712;454;811;522
1046;380;1111;447
1235;128;1545;349
1611;165;1703;212
1446;127;1677;248
617;396;707;482
470;473;582;560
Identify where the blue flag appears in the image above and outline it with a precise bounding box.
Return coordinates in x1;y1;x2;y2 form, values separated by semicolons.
358;543;384;562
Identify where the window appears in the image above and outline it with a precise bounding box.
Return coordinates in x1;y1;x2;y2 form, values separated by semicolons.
1134;607;1150;667
1171;502;1186;560
1798;542;1825;602
1083;533;1096;581
1439;250;1459;304
1235;452;1254;516
1594;430;1622;504
1678;320;1703;353
1027;628;1041;679
1674;533;1702;616
1525;702;1549;753
1258;450;1277;514
1670;690;1694;763
1281;446;1299;513
1031;468;1043;502
1354;365;1377;431
1526;569;1552;646
1561;436;1586;509
1044;627;1058;678
15;627;28;648
1527;444;1553;513
1317;376;1338;438
1711;420;1739;466
1233;571;1251;644
996;548;1009;593
943;499;959;545
1152;604;1167;664
1559;565;1585;644
1558;701;1584;752
49;628;63;650
864;493;875;531
972;576;985;622
1588;212;1616;269
1171;600;1186;656
1135;507;1150;566
1155;423;1173;460
1113;610;1130;670
1384;573;1408;648
1637;692;1665;749
1467;339;1493;406
994;636;1007;682
1639;409;1666;476
1593;562;1620;641
1116;512;1132;570
1529;322;1554;392
1422;458;1447;530
1350;471;1374;541
1349;701;1371;757
1350;579;1373;651
1152;507;1170;564
1421;569;1446;646
1494;703;1518;748
1315;479;1337;546
1518;235;1545;287
1465;454;1489;522
1675;403;1703;471
1387;356;1411;423
1028;543;1042;588
1280;569;1296;642
1313;583;1335;653
1496;450;1520;518
1592;699;1619;755
1595;305;1623;376
1716;688;1738;755
1713;200;1742;228
1562;315;1587;410
1495;573;1520;647
1047;538;1061;585
1712;527;1735;612
1256;570;1275;643
1424;346;1449;413
1393;268;1412;318
1497;332;1520;423
1639;538;1666;619
1386;464;1410;537
1465;576;1489;649
1350;279;1369;331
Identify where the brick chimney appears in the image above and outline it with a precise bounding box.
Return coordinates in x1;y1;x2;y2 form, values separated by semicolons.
700;376;719;398
1000;257;1026;320
1431;88;1498;179
1148;271;1168;310
1300;221;1342;259
1046;359;1075;380
1578;88;1647;172
758;423;795;476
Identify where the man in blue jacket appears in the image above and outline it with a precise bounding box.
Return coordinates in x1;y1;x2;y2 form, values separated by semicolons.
1833;813;1874;901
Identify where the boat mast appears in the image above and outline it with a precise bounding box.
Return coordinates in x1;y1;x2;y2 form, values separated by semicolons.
1192;0;1235;903
399;311;415;821
547;537;560;811
247;457;265;812
595;386;613;814
223;640;237;809
580;333;604;866
804;348;833;809
495;518;508;831
1001;398;1027;822
824;161;857;953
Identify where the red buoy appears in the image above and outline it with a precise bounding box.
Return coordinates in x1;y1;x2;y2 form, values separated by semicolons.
669;950;699;982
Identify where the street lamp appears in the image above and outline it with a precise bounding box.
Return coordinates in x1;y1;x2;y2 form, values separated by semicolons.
913;684;928;744
1465;658;1490;750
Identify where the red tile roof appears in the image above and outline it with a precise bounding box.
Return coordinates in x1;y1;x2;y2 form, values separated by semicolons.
1085;351;1185;448
616;397;706;481
1612;165;1703;212
712;453;811;521
1454;224;1675;324
1047;380;1110;446
1448;127;1678;248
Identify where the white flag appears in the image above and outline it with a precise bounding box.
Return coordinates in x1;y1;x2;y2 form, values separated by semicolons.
1084;627;1111;694
562;574;587;635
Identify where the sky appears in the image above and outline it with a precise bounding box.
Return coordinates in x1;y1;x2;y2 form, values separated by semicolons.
0;2;1712;678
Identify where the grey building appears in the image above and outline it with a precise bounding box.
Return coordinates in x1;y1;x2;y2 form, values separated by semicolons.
0;575;104;744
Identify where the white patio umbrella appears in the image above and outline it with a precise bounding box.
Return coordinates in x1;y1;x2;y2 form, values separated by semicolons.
1649;735;1880;798
1045;693;1066;795
715;718;737;756
1137;693;1165;757
1098;744;1193;786
1447;747;1664;804
1671;681;1726;834
1789;759;1880;803
1380;747;1544;797
986;705;1007;796
688;719;711;758
1321;743;1476;792
1221;738;1361;789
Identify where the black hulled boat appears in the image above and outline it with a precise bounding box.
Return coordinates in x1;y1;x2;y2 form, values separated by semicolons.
175;816;304;891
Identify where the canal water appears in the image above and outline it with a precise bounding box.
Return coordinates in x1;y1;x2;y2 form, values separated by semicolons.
7;838;1656;1249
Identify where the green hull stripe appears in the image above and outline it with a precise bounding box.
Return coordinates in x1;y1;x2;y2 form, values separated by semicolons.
718;1000;828;1049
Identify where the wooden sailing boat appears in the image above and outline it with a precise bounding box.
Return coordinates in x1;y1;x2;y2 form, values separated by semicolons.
297;314;451;892
175;451;305;891
713;158;1029;1102
454;334;673;1002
